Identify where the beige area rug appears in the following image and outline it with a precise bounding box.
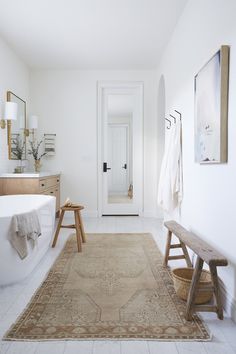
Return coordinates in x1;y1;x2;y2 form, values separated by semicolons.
4;233;210;341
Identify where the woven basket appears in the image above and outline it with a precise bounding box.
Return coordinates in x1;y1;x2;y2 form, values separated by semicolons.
172;267;213;304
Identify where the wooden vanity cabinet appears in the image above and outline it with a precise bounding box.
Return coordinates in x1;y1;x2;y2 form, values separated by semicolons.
0;174;60;215
39;176;60;213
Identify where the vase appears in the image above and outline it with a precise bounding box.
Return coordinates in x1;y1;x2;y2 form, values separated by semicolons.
14;160;25;173
34;160;41;173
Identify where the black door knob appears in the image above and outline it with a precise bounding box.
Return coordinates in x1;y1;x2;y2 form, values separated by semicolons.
122;163;127;169
103;162;111;172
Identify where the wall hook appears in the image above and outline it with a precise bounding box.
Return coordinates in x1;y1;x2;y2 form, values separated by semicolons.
174;110;182;121
165;118;171;129
169;114;176;123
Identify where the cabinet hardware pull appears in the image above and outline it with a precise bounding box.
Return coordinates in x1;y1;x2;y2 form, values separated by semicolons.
41;184;45;187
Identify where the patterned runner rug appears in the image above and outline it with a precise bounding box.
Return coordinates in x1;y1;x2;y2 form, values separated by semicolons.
4;233;210;341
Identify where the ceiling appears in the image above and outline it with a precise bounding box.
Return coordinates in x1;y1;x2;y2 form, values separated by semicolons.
0;0;188;70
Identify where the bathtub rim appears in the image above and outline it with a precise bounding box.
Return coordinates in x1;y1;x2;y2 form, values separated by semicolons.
0;194;56;218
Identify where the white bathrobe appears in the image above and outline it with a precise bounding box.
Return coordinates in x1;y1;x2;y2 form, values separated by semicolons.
158;119;183;212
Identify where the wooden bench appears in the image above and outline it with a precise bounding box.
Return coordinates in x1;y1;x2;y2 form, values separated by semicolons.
164;220;228;321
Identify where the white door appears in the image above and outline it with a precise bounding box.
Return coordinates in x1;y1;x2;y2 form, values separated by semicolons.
108;124;129;198
98;82;143;215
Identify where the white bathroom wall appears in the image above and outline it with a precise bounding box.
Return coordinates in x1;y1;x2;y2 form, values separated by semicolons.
29;70;158;217
0;36;29;173
156;0;236;320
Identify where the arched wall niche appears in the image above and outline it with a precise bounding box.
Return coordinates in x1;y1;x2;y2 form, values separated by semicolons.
157;75;166;178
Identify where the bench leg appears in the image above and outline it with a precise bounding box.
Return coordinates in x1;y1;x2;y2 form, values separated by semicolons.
163;230;172;267
52;209;65;248
209;263;224;320
74;211;82;252
180;241;192;267
185;256;204;320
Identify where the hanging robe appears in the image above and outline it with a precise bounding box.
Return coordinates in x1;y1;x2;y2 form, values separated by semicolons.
158;119;183;212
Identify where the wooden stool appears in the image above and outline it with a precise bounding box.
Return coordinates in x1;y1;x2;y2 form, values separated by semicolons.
52;205;86;252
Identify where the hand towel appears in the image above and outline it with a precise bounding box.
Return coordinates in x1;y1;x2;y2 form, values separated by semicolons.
9;210;41;259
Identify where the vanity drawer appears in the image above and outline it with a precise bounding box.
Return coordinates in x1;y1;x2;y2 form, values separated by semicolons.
39;179;47;192
47;176;60;188
39;176;60;192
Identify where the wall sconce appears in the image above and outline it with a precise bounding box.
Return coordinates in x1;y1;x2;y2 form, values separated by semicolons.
0;101;18;129
19;114;29;137
28;115;38;140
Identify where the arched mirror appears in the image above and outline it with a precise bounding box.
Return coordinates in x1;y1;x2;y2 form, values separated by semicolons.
7;91;27;160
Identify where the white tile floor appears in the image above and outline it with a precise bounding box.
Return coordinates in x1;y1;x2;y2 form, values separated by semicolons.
0;217;236;354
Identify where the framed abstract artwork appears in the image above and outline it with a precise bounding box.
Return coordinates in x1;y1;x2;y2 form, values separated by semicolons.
194;45;229;163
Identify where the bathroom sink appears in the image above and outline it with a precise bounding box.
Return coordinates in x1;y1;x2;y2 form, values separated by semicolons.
0;172;60;178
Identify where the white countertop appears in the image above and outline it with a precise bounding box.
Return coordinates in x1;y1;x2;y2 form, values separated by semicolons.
0;172;61;178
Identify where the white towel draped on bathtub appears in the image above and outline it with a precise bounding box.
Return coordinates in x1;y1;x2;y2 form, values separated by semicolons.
158;118;183;212
9;210;41;259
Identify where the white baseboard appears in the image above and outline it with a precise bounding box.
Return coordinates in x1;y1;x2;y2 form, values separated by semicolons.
63;210;163;218
221;281;236;323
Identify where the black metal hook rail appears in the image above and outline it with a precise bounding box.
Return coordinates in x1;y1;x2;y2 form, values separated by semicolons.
165;110;182;129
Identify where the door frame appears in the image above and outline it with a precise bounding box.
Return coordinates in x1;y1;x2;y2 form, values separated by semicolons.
97;81;144;216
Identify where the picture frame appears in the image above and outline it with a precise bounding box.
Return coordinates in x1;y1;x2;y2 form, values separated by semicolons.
194;45;229;164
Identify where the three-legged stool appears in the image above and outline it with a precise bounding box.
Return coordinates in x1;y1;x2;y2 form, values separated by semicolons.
52;205;86;252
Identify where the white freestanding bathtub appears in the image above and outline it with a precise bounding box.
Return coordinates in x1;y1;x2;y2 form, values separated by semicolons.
0;194;56;286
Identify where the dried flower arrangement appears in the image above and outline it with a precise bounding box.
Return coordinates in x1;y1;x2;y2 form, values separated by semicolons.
28;140;47;172
28;140;47;161
12;139;25;160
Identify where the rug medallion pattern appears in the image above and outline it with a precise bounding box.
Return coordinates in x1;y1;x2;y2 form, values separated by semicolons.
4;233;210;340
